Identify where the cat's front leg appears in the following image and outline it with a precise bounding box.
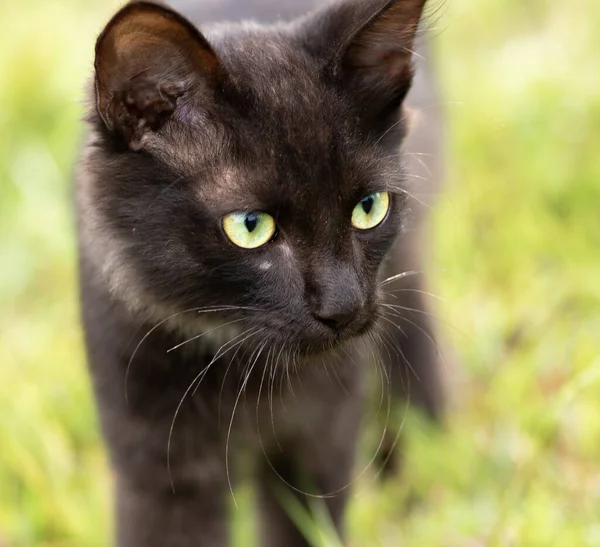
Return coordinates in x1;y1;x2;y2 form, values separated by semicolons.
258;447;357;547
115;471;229;547
87;340;232;546
257;375;362;547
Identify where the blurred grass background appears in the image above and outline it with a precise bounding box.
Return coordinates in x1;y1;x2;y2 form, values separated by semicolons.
1;0;599;545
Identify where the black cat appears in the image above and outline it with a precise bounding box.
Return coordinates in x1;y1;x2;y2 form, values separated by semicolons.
75;0;447;545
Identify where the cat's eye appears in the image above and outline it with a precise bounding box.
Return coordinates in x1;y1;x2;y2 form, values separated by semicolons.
351;192;390;230
223;211;276;249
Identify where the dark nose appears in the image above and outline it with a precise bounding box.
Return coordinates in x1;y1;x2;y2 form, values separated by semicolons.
314;307;357;331
309;263;364;331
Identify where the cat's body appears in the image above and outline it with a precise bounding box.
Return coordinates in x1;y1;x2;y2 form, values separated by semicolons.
76;1;447;545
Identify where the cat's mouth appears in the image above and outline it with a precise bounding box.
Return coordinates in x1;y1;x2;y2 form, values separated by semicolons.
293;314;377;358
190;304;378;361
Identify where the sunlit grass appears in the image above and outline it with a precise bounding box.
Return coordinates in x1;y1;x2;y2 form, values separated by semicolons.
1;0;599;546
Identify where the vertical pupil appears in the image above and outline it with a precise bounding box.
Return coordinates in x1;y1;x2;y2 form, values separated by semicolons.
245;213;258;233
362;196;374;215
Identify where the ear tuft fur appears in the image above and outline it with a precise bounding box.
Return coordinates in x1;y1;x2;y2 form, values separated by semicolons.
94;1;223;149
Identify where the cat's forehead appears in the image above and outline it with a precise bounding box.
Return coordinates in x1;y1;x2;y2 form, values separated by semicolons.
152;27;401;207
150;30;354;181
217;29;334;118
194;156;353;213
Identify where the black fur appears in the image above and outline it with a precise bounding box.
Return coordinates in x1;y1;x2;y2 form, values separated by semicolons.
75;1;447;545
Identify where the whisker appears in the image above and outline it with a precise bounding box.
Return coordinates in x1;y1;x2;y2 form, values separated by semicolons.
382;300;472;348
406;152;434;158
268;344;284;452
376;314;420;382
366;331;388;424
380;270;423;286
403;172;432;183
268;345;280;437
276;343;294;407
287;347;298;401
226;339;268;507
255;332;403;501
330;348;351;395
407;152;433;178
255;344;277;457
365;327;413;480
374;113;410;146
217;327;266;425
381;304;441;358
125;305;257;404
373;392;411;481
167;318;245;353
376;323;406;375
166;326;264;492
383;287;444;301
372;321;409;394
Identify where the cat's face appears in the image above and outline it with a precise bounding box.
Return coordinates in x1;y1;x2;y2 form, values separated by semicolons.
81;0;427;356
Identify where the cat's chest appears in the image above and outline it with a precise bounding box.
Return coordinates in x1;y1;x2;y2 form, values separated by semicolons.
177;347;363;444
153;325;370;449
237;359;365;449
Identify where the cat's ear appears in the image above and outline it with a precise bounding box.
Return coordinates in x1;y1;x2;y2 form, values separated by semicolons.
307;0;427;117
342;0;426;101
94;1;223;149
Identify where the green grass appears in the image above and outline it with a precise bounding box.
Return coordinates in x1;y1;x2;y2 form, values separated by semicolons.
1;0;599;545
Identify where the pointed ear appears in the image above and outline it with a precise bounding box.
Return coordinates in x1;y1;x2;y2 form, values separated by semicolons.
94;1;223;149
343;0;426;100
306;0;428;117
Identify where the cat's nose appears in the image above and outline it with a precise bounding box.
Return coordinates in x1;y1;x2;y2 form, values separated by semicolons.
313;307;358;331
309;263;364;332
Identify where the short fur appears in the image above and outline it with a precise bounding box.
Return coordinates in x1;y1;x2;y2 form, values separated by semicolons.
75;1;447;545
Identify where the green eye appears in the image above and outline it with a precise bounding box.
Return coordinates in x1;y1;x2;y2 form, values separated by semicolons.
351;192;390;230
223;211;276;249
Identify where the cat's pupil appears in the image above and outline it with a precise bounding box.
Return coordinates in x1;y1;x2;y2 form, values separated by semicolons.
245;213;258;233
361;196;374;215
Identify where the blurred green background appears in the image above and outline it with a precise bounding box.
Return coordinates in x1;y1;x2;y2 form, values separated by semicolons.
1;0;599;545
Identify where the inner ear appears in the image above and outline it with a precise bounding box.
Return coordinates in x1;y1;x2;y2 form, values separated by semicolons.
94;1;223;149
343;1;425;76
333;0;428;120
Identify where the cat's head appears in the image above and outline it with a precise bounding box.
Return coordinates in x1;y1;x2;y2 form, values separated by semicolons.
78;0;428;356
